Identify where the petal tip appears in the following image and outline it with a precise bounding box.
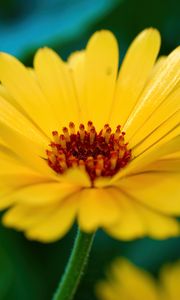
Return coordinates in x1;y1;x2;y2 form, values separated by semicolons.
138;27;161;48
87;30;118;50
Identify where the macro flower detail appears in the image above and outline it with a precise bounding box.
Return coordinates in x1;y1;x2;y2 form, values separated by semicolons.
47;122;131;181
0;28;179;242
96;259;180;300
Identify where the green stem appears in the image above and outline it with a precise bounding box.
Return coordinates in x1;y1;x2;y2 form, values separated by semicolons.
52;229;95;300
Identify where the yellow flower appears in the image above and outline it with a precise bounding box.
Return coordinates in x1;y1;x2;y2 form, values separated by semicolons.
0;28;179;242
96;258;180;300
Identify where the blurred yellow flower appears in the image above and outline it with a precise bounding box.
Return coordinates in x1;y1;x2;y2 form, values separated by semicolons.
0;28;179;242
96;258;180;300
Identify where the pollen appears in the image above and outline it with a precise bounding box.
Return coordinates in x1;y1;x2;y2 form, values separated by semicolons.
46;122;131;181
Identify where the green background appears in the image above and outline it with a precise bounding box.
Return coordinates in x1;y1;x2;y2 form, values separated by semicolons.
0;0;179;299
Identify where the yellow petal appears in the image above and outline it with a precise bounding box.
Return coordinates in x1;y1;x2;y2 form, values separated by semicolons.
124;46;180;139
3;183;78;234
0;125;91;187
116;165;180;215
0;52;58;137
27;67;37;79
0;147;52;182
105;190;145;240
34;47;79;126
0;137;6;146
132;110;180;157
108;259;159;300
145;156;180;172
10;182;81;205
0;95;48;147
96;281;119;300
0;147;40;174
160;262;180;300
78;188;120;232
0;84;15;105
84;30;118;129
0;121;57;178
68;51;87;123
111;133;180;183
130;86;180;155
148;56;166;80
0;185;16;209
58;167;91;187
106;189;179;240
110;28;161;127
162;151;180;160
136;203;180;239
25;195;78;242
94;176;112;188
0;174;51;210
0;84;30;118
2;204;56;230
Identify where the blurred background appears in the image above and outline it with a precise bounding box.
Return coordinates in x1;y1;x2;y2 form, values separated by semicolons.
0;0;179;299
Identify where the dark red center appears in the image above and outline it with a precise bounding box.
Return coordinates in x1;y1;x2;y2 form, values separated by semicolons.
46;121;131;182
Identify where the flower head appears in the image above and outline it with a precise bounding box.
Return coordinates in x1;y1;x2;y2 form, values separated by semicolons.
0;28;179;242
96;259;180;300
47;122;131;182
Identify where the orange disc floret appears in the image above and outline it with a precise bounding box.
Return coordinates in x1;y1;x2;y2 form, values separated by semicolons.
46;121;131;181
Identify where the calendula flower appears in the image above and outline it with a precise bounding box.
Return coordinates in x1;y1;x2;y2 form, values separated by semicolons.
0;28;179;242
96;258;180;300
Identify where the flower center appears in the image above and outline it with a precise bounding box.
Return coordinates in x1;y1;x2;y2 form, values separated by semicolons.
46;121;131;181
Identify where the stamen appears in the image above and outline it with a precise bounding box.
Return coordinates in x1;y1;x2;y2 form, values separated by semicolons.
86;156;94;168
79;124;85;142
114;140;120;151
58;157;67;171
69;155;78;168
46;121;131;182
114;125;121;140
104;127;111;144
52;131;59;143
46;150;56;164
90;127;96;145
95;165;102;177
102;124;109;137
63;127;70;142
79;159;85;170
59;134;66;149
58;150;66;160
69;122;76;135
119;134;125;146
110;151;118;170
119;146;125;158
87;121;93;132
96;155;104;169
51;144;58;155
